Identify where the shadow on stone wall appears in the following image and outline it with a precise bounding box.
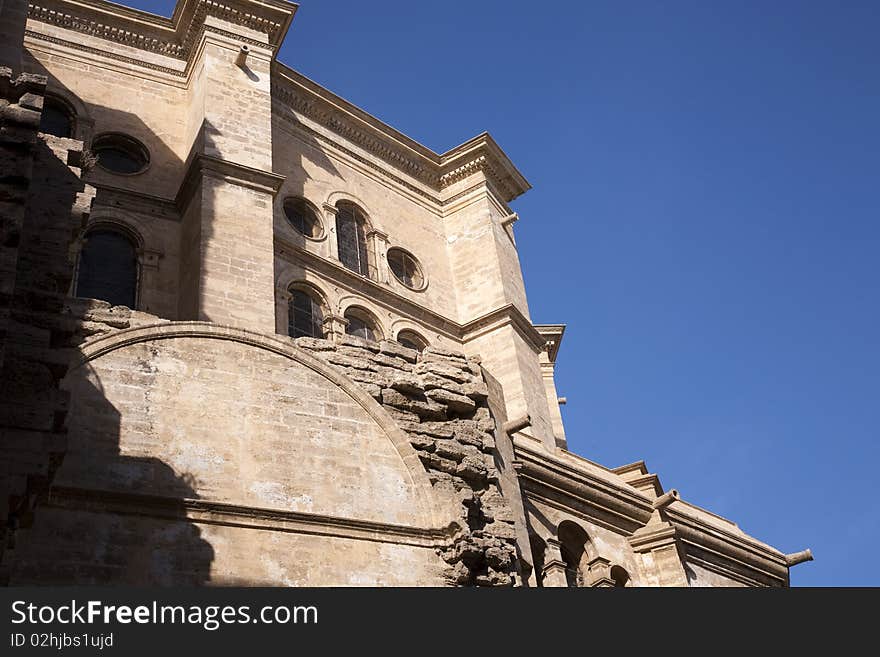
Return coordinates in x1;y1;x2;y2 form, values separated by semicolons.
10;361;214;585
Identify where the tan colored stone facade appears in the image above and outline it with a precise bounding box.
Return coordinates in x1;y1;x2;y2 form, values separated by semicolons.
0;0;809;586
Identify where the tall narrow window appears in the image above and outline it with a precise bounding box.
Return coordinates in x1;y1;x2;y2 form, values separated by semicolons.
610;565;630;588
288;289;324;339
335;204;369;276
39;97;73;138
557;521;589;588
344;307;381;342
75;229;138;308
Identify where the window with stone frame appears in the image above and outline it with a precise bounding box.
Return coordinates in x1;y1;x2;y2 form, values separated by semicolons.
387;247;424;290
396;329;428;352
75;228;138;308
344;307;381;342
287;288;324;339
335;204;370;276
92;133;150;175
283;197;323;238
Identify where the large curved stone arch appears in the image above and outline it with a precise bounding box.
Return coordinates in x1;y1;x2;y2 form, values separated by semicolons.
71;321;455;532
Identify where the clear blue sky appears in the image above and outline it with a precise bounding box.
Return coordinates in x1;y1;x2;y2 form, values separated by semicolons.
125;0;878;586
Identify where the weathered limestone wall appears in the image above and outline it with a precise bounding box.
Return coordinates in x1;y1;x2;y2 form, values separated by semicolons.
271;109;459;321
10;306;453;585
22;45;187;200
177;31;278;332
11;299;522;586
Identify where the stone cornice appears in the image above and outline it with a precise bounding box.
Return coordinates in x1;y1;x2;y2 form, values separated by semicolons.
667;506;789;585
26;0;531;203
272;65;531;203
515;439;655;532
26;0;296;61
534;323;565;363
439;132;531;203
516;439;790;585
176;154;286;210
461;304;546;354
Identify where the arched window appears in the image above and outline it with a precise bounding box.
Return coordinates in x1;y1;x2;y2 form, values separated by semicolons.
610;565;630;588
287;288;324;339
396;329;428;352
344;307;381;342
335;203;369;276
283;197;323;238
557;521;589;588
39;97;74;138
387;247;424;290
75;229;138;308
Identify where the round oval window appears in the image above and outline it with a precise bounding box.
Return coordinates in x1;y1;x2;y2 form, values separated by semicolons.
92;134;149;175
387;247;424;290
283;198;323;238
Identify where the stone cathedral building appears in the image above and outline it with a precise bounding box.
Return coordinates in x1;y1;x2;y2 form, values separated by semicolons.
0;0;810;587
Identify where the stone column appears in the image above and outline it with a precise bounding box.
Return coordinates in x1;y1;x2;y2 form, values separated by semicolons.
541;538;570;587
629;520;689;587
368;228;389;284
322;202;339;263
324;314;348;342
275;288;292;336
539;342;567;448
586;556;615;587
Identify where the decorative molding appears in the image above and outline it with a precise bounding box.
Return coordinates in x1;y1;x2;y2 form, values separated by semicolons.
628;523;678;553
27;1;530;203
273;113;439;205
28;3;184;57
461;303;547;354
534;324;565;363
175;153;286;210
24;29;185;77
26;0;294;61
272;67;531;203
48;486;454;548
516;441;654;534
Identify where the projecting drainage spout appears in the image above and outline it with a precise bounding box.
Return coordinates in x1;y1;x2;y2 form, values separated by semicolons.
236;44;250;67
785;549;814;567
503;415;531;435
652;489;680;510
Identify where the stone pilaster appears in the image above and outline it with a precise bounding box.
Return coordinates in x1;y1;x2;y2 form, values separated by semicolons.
540;538;570;587
177;25;284;333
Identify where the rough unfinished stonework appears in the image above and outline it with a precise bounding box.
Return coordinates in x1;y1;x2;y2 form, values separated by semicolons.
0;62;94;583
